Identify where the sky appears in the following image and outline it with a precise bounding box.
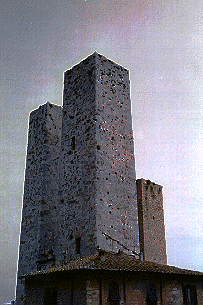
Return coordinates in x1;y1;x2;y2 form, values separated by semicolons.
1;0;203;303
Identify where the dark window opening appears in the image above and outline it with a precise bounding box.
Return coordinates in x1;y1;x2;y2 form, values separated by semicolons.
76;237;81;254
108;281;120;305
71;136;75;150
99;280;102;305
44;287;57;305
37;264;47;271
147;282;157;305
182;284;197;305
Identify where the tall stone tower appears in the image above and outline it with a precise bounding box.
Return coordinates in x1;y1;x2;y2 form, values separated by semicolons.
56;52;140;264
136;178;167;265
15;102;62;305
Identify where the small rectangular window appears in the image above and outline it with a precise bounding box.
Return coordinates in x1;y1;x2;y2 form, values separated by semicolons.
44;287;57;305
147;282;157;305
76;237;81;254
71;136;75;150
182;284;197;305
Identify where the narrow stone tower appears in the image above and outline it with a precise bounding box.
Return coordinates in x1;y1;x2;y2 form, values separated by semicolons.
136;178;167;265
56;52;140;264
15;102;62;305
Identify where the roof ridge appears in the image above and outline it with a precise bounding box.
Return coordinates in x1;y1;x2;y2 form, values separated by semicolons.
21;251;203;278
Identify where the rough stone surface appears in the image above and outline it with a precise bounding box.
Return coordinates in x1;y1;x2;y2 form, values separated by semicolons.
15;102;62;305
137;178;167;265
162;279;183;305
56;52;139;264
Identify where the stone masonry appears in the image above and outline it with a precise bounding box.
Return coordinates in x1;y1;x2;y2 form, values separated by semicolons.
15;52;169;304
136;178;167;265
56;52;139;264
15;102;62;305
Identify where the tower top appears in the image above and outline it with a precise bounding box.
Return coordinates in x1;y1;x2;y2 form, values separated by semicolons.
64;51;129;74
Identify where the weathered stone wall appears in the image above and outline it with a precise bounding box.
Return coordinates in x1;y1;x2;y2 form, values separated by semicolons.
86;277;100;305
161;277;183;305
125;273;163;305
26;274;87;305
57;52;139;265
72;277;87;305
25;283;44;305
197;280;203;304
94;53;139;256
57;277;72;305
56;53;98;264
15;102;62;305
137;178;167;265
125;278;146;305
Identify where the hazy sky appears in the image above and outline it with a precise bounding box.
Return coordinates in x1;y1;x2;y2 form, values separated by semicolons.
1;0;203;303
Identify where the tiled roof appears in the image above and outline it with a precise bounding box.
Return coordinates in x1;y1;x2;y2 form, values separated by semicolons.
24;250;203;278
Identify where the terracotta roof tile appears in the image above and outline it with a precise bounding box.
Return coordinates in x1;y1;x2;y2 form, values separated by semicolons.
23;251;203;278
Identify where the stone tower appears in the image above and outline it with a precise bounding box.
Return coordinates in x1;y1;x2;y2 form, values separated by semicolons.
15;52;141;304
136;178;167;265
15;102;62;305
56;52;140;264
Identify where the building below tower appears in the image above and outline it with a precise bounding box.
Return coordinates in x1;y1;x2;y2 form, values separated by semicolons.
20;250;203;305
137;178;167;265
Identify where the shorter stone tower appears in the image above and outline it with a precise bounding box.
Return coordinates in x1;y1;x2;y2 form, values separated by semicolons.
136;178;167;265
15;102;62;305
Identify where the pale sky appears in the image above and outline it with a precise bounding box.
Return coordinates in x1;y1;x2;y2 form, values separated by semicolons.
1;0;203;304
